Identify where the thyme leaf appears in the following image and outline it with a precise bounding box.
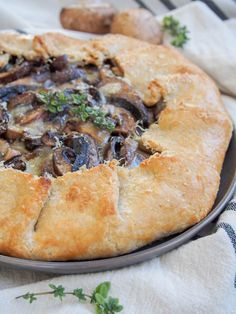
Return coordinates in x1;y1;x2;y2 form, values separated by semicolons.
162;16;190;48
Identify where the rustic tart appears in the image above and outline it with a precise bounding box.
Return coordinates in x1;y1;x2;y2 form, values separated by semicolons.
0;32;232;261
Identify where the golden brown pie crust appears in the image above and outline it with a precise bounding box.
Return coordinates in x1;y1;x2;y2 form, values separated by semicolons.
0;32;232;260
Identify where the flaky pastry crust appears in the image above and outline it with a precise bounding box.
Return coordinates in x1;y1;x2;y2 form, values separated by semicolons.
0;33;232;260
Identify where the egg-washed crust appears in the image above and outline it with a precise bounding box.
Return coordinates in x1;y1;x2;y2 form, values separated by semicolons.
0;32;232;260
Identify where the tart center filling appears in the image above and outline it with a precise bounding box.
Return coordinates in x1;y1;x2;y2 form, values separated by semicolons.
0;54;157;177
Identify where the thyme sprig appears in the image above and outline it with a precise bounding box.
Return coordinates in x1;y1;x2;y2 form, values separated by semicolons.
37;90;87;114
37;90;115;132
16;281;123;314
72;103;115;132
162;16;190;48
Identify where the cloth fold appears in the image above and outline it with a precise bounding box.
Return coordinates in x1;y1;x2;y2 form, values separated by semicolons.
0;1;236;313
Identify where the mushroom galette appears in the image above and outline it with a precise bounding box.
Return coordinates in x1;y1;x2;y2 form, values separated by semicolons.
0;33;232;260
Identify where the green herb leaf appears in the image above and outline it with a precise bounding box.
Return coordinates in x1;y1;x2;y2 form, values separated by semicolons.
95;293;106;306
72;104;115;132
37;90;87;114
95;282;111;298
22;293;37;304
73;288;87;301
106;297;124;313
162;16;190;48
49;284;65;301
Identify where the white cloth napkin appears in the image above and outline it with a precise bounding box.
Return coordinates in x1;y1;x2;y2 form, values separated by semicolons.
0;1;236;313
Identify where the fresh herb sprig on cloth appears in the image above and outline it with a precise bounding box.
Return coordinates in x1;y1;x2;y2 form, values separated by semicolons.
37;90;115;132
162;16;190;48
16;281;123;314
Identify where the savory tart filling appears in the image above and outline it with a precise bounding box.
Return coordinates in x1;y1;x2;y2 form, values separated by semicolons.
0;54;157;177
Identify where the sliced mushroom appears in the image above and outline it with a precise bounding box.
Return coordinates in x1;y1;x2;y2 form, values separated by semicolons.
0;85;37;102
0;107;9;135
120;137;138;166
71;134;99;170
41;158;57;177
4;148;21;161
5;127;24;140
24;135;42;151
104;136;145;167
0;61;32;84
4;155;26;171
51;66;86;84
50;55;69;72
41;131;63;147
0;138;24;162
16;107;45;125
87;86;105;107
8;92;37;109
65;121;110;146
47;112;69;131
105;136;124;162
105;104;135;135
98;76;149;125
32;65;51;83
53;147;75;176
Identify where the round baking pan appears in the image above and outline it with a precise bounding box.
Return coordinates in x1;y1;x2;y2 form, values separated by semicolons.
0;130;235;274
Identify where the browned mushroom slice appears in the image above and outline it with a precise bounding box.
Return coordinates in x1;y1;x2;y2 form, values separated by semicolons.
73;134;100;169
24;135;42;151
53;147;75;176
5;127;24;140
0;62;32;84
64;133;100;170
65;121;110;146
0;107;9;135
51;66;86;84
0;138;23;162
8;92;37;109
105;136;125;162
104;136;145;167
4;155;26;171
41;131;63;147
47;112;69;131
50;55;69;71
4;148;21;161
105;105;136;135
32;65;51;83
98;76;149;125
16;107;45;125
87;87;105;107
41;158;57;177
0;85;37;102
120;137;138;166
